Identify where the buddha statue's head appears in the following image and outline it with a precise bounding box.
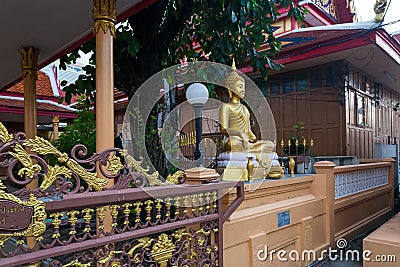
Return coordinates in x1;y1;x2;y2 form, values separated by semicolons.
226;60;245;99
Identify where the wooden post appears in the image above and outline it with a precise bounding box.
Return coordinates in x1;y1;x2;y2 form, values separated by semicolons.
93;0;117;233
52;115;59;140
93;0;116;165
20;46;39;190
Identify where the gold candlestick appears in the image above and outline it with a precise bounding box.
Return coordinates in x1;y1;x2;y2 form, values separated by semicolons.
289;156;295;177
247;156;254;182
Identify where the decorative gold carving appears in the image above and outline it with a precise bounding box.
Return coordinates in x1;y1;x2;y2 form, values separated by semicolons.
152;233;175;267
9;143;41;179
165;170;185;185
24;137;108;191
20;47;39;80
50;212;63;238
0;123;13;143
0;190;46;247
108;154;124;175
41;165;71;190
63;259;91;267
67;210;80;235
198;193;204;212
98;250;123;266
110;204;120;227
82;208;94;233
205;192;211;211
123;228;214;267
122;203;132;225
174;196;181;216
144;200;153;221
155;199;162;219
96;206;107;230
133;202;142;223
211;191;217;210
124;153;163;186
92;0;117;36
164;197;172;217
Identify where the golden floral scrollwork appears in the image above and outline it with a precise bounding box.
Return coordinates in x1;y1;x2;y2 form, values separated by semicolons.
92;0;117;36
9;143;41;179
122;150;184;187
125;228;214;267
20;47;39;80
165;170;185;185
151;233;176;267
63;259;91;267
108;154;124;175
0;122;13;143
41;165;71;190
124;154;163;186
0;190;46;247
24;136;108;191
98;250;123;266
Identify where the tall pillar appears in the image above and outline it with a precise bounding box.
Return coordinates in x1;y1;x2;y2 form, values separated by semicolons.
52;115;59;140
20;47;39;140
93;0;116;162
20;47;39;191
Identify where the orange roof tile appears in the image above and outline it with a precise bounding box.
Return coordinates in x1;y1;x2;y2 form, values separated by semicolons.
6;71;55;97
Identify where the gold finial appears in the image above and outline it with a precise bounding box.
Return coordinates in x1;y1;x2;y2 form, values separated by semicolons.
281;139;284;148
303;139;307;148
20;47;39;80
92;0;117;36
310;138;314;148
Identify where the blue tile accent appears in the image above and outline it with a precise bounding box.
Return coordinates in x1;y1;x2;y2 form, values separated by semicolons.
277;211;290;227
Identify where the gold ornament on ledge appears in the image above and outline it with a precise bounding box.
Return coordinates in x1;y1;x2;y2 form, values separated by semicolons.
246;156;254;182
289;156;295;177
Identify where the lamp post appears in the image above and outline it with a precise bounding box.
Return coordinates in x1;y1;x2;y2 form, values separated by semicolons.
186;83;209;167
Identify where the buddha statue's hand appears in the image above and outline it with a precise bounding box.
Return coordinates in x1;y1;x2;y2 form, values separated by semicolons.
248;132;257;143
249;137;257;143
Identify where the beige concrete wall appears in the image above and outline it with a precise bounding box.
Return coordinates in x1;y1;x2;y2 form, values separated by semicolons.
363;213;400;267
223;159;394;266
223;175;329;267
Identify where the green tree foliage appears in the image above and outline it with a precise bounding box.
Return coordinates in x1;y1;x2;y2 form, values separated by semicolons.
59;0;307;102
53;111;96;157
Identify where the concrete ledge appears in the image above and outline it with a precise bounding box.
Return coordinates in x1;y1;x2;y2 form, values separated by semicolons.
363;213;400;267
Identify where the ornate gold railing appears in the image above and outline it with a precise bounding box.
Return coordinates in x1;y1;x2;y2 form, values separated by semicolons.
0;122;244;266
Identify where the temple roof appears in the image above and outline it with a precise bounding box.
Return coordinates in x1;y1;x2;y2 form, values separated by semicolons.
6;71;55;98
241;21;400;92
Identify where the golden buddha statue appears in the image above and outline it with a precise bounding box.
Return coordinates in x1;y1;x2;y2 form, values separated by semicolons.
219;61;276;177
